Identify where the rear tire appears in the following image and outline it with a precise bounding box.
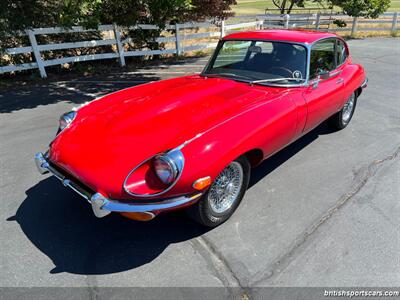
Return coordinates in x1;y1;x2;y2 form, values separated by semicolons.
187;156;250;227
329;91;357;130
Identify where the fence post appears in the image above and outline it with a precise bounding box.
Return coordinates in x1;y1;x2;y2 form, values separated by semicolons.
113;24;126;67
284;14;290;29
391;12;398;34
175;23;182;56
351;17;358;36
27;29;47;78
258;20;264;30
220;20;225;37
315;13;321;30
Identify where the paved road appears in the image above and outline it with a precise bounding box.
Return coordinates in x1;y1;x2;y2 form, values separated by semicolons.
0;37;399;298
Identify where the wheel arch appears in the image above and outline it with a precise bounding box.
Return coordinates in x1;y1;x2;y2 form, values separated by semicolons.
242;148;264;167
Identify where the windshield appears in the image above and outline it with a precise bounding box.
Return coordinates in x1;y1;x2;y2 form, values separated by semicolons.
203;40;307;85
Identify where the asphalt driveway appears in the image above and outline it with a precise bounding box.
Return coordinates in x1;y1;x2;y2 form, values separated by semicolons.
0;37;399;299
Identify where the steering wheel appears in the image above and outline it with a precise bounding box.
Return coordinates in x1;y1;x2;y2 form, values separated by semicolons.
266;66;293;77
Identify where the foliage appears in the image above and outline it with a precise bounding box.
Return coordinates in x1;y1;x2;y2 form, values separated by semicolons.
0;0;236;34
267;0;389;17
329;0;390;18
188;0;237;21
333;19;347;27
271;0;313;14
0;0;236;57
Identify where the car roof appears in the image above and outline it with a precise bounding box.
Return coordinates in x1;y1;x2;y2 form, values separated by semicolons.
223;29;339;44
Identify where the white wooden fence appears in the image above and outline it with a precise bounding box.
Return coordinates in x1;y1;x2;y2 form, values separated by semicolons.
1;12;398;78
261;11;399;36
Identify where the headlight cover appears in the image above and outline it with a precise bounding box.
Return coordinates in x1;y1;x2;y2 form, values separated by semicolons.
123;149;184;197
153;155;178;184
58;111;76;132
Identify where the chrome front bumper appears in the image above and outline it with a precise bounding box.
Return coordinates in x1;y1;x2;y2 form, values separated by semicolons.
34;152;202;218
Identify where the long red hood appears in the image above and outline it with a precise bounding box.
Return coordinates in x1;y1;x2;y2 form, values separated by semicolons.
49;75;279;197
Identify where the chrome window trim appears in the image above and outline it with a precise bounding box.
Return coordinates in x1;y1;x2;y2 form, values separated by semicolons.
335;39;349;68
307;36;349;82
308;37;337;80
204;35;347;88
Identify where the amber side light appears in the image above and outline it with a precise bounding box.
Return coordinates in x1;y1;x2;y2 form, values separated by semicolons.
120;212;155;221
192;176;212;190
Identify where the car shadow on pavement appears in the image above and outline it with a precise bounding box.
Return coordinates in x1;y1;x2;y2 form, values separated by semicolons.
10;121;336;275
11;176;209;275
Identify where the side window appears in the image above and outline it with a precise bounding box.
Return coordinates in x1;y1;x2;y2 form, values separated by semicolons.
336;39;348;66
310;39;336;79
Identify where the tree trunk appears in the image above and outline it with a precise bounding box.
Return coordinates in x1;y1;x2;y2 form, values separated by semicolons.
280;0;287;14
287;0;296;14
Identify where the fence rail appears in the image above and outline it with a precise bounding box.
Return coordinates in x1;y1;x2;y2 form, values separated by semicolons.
1;12;398;78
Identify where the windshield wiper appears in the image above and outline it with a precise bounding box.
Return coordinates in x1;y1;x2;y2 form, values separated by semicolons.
203;72;252;81
250;77;306;85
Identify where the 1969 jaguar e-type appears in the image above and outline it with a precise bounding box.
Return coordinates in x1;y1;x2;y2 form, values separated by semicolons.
35;29;367;227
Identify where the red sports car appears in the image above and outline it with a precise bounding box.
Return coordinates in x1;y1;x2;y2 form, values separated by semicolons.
35;30;367;227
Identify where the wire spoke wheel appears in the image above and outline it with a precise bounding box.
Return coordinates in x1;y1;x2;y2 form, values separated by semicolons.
187;156;250;227
208;161;244;214
342;93;355;124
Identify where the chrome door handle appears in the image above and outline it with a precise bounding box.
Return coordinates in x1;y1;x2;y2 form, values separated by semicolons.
336;78;344;84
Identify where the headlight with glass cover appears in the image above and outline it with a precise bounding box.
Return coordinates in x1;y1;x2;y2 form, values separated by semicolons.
123;149;185;197
153;150;183;184
58;111;76;133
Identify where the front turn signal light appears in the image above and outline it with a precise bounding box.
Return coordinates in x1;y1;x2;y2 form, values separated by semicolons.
192;176;212;190
120;212;155;221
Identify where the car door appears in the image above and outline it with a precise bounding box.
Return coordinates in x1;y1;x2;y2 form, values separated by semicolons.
303;38;345;132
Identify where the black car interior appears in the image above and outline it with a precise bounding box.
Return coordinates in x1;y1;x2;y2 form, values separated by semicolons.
246;43;306;77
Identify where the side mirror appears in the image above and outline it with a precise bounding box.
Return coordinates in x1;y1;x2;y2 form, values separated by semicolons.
311;70;331;89
312;75;321;89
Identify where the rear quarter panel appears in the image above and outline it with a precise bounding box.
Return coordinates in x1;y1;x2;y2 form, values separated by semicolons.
341;55;366;106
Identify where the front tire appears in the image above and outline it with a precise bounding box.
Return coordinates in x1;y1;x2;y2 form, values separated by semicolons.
329;91;357;130
187;156;250;227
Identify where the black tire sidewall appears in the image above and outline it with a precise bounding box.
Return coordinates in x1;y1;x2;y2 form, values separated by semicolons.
329;91;358;130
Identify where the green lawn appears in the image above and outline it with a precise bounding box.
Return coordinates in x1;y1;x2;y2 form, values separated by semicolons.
232;0;400;15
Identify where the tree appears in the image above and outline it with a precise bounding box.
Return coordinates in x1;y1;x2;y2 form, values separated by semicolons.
271;0;307;14
93;0;236;53
0;0;236;35
329;0;390;18
0;0;236;45
187;0;237;21
270;0;389;17
1;0;237;63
